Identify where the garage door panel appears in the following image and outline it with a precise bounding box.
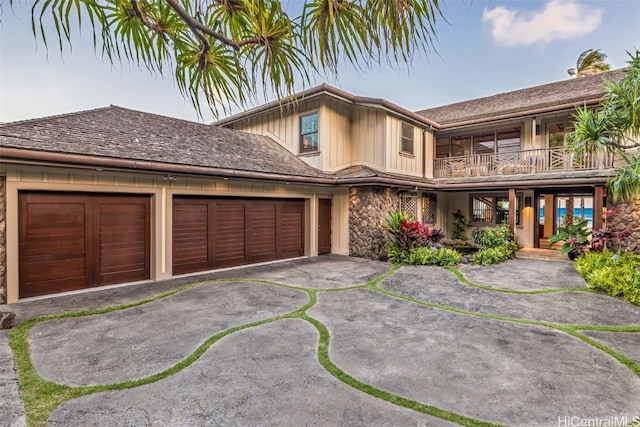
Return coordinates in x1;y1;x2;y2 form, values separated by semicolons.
281;205;304;255
26;235;85;256
26;258;87;281
215;201;246;264
172;201;211;274
173;197;304;274
248;203;277;259
19;192;150;298
96;197;150;285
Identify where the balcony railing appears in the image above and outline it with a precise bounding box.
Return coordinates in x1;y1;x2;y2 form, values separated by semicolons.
433;147;615;179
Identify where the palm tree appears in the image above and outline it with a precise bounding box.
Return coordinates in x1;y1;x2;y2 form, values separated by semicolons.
568;50;640;202
568;49;611;78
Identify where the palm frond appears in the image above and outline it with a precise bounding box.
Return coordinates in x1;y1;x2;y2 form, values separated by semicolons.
609;155;640;202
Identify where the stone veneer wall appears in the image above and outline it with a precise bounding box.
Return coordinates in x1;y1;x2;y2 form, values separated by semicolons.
349;186;400;260
0;177;6;304
607;197;640;254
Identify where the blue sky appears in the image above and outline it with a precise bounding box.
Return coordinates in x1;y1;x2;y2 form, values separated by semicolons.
1;0;638;123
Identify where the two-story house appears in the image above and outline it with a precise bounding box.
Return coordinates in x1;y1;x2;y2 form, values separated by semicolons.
0;69;634;303
218;69;628;255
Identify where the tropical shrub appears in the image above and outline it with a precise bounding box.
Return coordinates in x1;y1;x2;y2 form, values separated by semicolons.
473;245;516;266
575;251;640;305
388;246;410;264
434;248;462;266
383;210;446;262
479;223;515;248
428;228;445;244
548;217;591;256
471;228;485;245
383;210;427;253
382;209;411;244
471;223;518;265
405;247;461;266
450;209;469;240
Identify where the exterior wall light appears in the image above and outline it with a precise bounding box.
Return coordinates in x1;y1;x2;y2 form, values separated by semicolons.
524;196;532;208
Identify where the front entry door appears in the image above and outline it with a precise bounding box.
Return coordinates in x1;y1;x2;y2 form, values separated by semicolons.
318;199;332;255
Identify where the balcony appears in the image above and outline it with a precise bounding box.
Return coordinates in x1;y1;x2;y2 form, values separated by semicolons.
434;146;615;179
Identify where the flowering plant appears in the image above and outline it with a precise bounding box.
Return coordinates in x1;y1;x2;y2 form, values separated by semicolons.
382;209;444;255
548;218;591;257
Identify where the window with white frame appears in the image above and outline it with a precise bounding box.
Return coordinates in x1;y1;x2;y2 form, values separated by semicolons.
401;123;414;154
300;112;319;153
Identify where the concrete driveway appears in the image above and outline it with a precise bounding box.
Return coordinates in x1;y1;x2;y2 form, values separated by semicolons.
3;255;640;426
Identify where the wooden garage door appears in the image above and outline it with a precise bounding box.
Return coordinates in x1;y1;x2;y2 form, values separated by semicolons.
19;192;151;298
173;197;304;274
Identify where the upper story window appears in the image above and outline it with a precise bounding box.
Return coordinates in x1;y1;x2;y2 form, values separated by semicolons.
451;135;471;157
436;127;521;158
496;128;521;153
300;112;319;153
401;123;414;154
436;137;449;158
546;122;572;148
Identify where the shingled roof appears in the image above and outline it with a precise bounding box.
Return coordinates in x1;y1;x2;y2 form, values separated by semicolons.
0;106;330;179
415;68;626;127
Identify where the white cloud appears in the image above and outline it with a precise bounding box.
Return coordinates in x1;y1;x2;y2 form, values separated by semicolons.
482;0;603;47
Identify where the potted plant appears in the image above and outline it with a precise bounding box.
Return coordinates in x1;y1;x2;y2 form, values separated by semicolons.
548;218;591;260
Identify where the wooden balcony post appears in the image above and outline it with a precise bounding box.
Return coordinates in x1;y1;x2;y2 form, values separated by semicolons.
594;185;605;230
509;188;516;238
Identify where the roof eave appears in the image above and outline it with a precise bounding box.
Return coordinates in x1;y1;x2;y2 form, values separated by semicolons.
0;146;436;189
215;84;439;129
435;97;604;130
0;147;337;185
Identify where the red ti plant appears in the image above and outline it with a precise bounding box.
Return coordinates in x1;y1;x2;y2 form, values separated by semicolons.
383;209;445;254
398;219;430;252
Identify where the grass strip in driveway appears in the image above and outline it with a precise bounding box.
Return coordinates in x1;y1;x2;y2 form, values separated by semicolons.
373;268;640;381
9;279;314;427
10;264;640;427
302;313;506;427
446;266;592;295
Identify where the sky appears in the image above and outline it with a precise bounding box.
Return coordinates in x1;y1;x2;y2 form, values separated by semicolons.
1;0;639;124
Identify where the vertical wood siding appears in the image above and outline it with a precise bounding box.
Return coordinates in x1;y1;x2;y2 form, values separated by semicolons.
386;116;423;177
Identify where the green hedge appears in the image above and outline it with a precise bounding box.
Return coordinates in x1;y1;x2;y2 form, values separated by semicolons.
471;224;519;266
472;245;517;266
575;252;640;305
390;246;461;266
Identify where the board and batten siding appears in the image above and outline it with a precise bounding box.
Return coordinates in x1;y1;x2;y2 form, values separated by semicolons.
321;99;352;171
350;107;386;171
385;116;423;177
225;98;432;177
226;98;324;170
424;130;435;178
3;164;349;303
227;101;394;174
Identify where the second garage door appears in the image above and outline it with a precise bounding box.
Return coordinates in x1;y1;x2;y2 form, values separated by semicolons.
172;197;305;274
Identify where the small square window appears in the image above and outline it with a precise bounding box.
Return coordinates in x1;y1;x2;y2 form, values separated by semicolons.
401;123;414;154
300;113;319;153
